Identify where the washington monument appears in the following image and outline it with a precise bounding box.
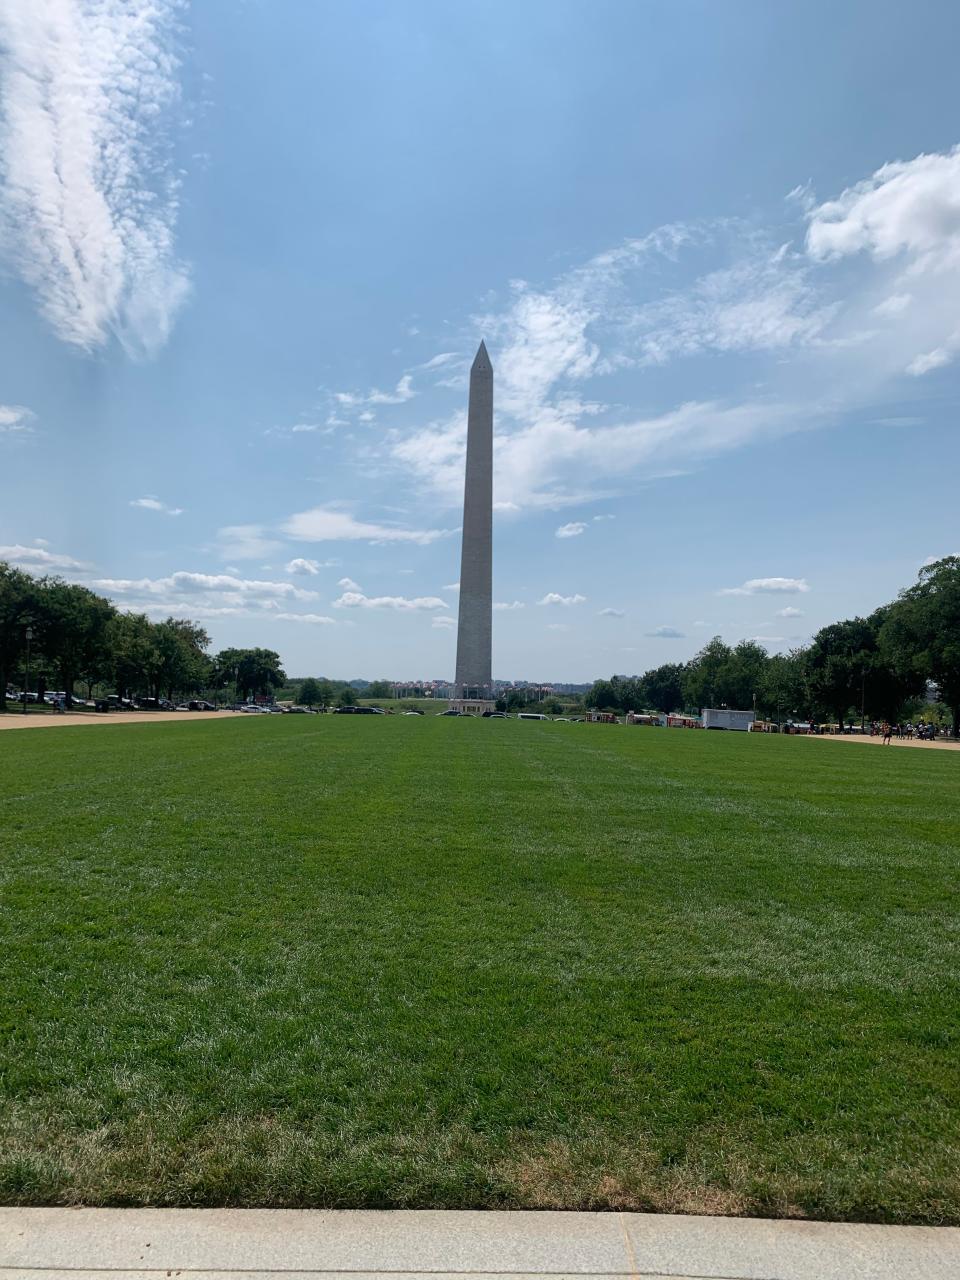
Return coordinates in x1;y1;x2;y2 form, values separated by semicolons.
452;341;493;710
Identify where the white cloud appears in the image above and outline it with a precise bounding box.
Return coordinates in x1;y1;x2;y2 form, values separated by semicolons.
337;576;362;591
418;352;458;371
748;635;785;645
443;582;460;592
336;374;415;408
286;558;322;576
493;600;525;611
907;346;955;376
546;623;570;632
432;614;456;628
646;625;685;638
92;572;319;603
0;0;189;355
776;606;804;618
555;521;587;538
874;293;912;316
0;543;89;571
593;513;616;521
283;506;453;546
0;404;35;434
273;612;335;625
599;607;625;617
377;144;960;517
130;495;183;516
538;592;586;606
333;591;447;612
720;577;810;596
806;146;960;269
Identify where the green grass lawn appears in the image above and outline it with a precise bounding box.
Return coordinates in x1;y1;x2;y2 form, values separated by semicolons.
1;717;959;1221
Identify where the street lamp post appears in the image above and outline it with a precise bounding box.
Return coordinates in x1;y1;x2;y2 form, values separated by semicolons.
23;626;32;716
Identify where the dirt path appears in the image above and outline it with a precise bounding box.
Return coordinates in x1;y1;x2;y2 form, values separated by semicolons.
809;731;960;753
0;710;250;732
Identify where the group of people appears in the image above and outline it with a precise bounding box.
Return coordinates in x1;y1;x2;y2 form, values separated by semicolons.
875;720;938;744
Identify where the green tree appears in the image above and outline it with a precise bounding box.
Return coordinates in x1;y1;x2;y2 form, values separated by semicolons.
338;685;357;707
299;677;321;706
638;663;685;713
107;612;157;699
682;637;733;711
150;619;211;700
37;579;115;705
212;647;286;702
366;679;392;699
880;556;960;736
0;562;42;710
757;650;807;722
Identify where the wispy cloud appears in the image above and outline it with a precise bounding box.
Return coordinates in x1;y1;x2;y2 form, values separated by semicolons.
130;495;183;516
382;143;960;516
599;607;625;617
0;0;189;356
776;606;804;618
333;591;446;611
493;600;525;611
216;525;284;561
283;506;454;545
646;625;685;638
336;375;415;409
337;576;362;592
0;404;35;435
555;521;587;538
720;577;810;596
907;346;956;376
432;614;455;628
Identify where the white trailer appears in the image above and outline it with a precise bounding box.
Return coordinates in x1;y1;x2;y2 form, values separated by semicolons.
702;707;755;731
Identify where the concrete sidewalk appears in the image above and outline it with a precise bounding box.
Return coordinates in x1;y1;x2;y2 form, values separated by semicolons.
2;1208;958;1279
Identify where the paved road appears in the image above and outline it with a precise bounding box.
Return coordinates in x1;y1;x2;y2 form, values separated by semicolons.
2;1208;958;1279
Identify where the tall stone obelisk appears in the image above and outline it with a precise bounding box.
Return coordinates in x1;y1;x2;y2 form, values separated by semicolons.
452;341;493;709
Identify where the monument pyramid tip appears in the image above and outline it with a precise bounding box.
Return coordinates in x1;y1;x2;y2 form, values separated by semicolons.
472;339;491;368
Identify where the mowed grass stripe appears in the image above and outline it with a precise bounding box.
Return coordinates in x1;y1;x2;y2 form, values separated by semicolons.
1;716;958;1219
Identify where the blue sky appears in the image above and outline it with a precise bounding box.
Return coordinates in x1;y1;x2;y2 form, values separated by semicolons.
1;0;958;680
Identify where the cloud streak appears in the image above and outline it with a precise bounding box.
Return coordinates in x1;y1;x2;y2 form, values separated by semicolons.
130;495;183;516
0;0;189;356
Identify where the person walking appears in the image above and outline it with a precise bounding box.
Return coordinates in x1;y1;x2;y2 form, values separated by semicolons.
882;721;893;745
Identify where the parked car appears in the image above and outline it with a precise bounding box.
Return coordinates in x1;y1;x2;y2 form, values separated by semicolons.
439;709;461;716
240;703;266;713
333;705;357;714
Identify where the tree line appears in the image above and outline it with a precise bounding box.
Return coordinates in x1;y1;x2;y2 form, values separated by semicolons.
4;555;958;730
586;557;960;735
0;563;286;709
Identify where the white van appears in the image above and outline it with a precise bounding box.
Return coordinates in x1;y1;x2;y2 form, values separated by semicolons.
517;712;549;720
